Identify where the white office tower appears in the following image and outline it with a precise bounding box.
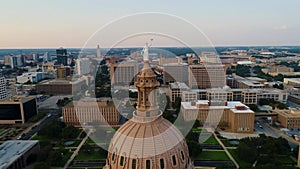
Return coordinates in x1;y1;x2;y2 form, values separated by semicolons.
97;44;101;57
4;55;23;68
0;76;7;100
76;58;90;75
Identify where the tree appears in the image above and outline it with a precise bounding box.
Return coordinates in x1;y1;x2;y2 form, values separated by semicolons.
236;142;257;163
62;126;79;139
33;162;50;169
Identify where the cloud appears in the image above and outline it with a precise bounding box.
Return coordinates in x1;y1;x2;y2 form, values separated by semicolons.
273;25;288;30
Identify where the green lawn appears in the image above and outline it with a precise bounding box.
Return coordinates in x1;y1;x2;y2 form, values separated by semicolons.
196;151;230;161
51;149;73;167
203;136;219;145
75;149;107;160
228;149;252;168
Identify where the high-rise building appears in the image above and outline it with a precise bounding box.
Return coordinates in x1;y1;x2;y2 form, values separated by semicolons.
76;58;90;75
97;44;101;57
57;65;71;79
189;64;226;89
56;47;68;65
0;76;7;100
0;97;38;124
104;44;193;169
163;63;188;85
4;55;23;68
110;60;139;85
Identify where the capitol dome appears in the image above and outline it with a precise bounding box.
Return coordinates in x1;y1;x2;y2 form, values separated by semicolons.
104;43;193;169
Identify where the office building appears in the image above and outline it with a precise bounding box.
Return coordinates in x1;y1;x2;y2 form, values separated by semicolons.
182;90;198;102
262;65;299;77
189;64;226;89
0;76;7;100
287;94;300;107
284;78;300;92
57;65;71;79
206;88;233;101
163;63;188;85
4;55;24;68
36;78;86;95
76;58;90;75
168;82;190;102
16;72;45;84
0;97;37;124
56;47;68;65
104;44;193;169
241;90;258;105
62;100;119;126
200;52;219;63
181;100;255;133
158;57;179;66
275;109;300;129
110;60;139;85
42;62;55;72
0;140;40;169
97;44;101;57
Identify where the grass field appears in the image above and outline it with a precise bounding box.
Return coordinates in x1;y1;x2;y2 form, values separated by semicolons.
196;151;230;161
203;136;219;145
75;149;107;160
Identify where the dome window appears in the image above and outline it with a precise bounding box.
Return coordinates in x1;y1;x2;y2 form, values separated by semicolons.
172;155;177;166
181;151;185;161
146;159;151;169
120;156;125;166
159;158;165;169
132;159;136;169
112;153;115;161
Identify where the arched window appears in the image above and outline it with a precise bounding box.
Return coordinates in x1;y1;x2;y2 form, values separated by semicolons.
172;155;177;166
120;156;124;166
160;158;165;169
132;159;136;169
112;153;115;161
180;151;185;161
146;160;151;169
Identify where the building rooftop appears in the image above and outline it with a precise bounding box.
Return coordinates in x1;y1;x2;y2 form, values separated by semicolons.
19;72;44;77
276;109;300;117
284;78;300;83
0;140;39;169
163;62;188;66
181;100;253;114
169;82;190;90
39;77;85;85
0;96;36;104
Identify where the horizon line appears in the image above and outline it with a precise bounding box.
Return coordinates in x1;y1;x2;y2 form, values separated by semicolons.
1;44;300;50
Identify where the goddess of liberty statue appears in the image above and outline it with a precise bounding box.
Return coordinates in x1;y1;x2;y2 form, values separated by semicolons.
142;39;153;61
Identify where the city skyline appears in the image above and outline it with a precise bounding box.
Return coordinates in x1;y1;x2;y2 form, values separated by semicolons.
0;0;300;48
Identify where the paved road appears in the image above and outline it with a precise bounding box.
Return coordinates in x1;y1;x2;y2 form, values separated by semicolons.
255;119;299;148
63;129;92;169
254;119;280;138
17;109;60;140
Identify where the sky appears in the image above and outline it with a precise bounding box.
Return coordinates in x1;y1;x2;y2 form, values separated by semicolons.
0;0;300;48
